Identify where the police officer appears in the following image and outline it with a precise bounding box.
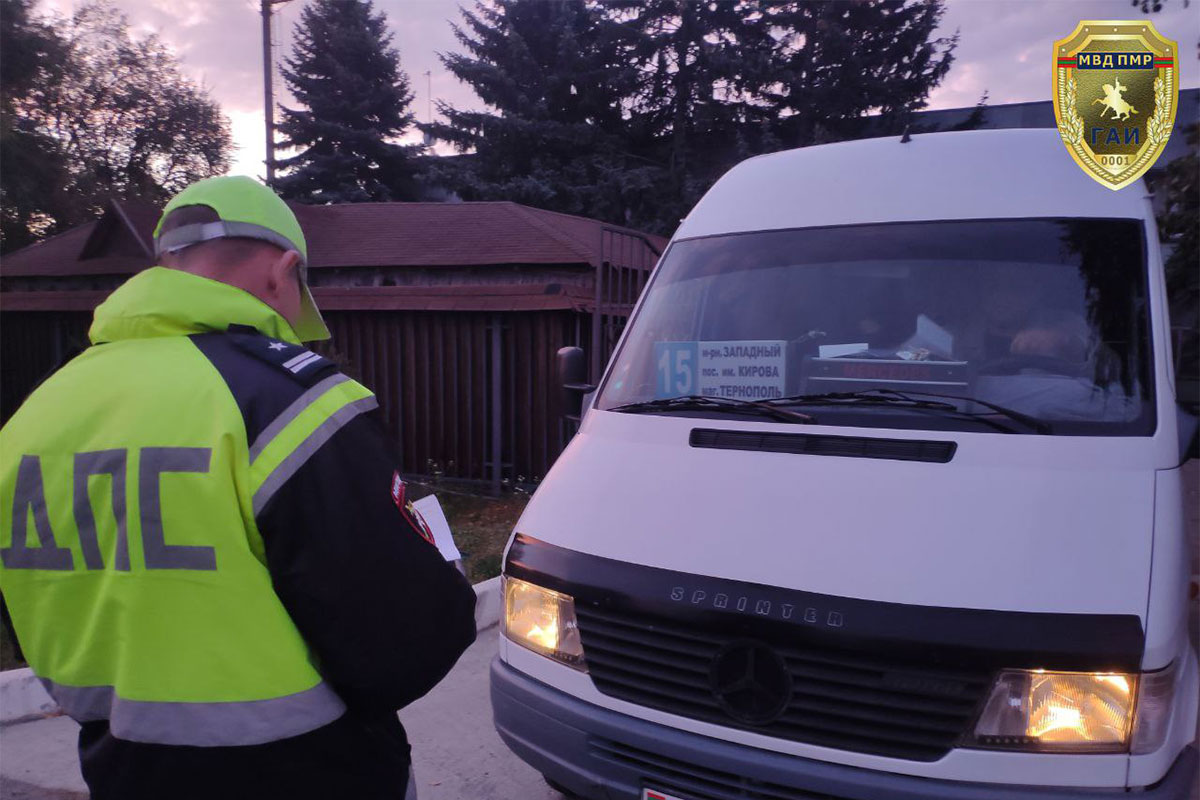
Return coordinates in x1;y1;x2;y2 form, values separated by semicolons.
0;176;477;799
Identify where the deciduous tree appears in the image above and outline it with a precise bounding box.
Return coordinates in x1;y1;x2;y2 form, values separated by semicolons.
0;0;68;252
2;1;228;252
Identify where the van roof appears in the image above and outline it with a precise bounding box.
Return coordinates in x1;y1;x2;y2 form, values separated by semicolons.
675;129;1152;241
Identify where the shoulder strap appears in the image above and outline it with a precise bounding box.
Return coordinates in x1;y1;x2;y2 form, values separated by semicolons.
226;324;335;387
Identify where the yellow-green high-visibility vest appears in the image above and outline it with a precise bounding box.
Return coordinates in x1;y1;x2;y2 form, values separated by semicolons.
0;268;375;746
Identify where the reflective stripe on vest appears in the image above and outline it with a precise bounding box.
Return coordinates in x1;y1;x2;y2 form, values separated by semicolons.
248;376;377;515
40;677;346;747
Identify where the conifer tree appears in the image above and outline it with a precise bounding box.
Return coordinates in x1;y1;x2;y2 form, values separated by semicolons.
426;0;657;225
433;0;957;235
603;0;778;228
1159;124;1198;384
761;0;957;145
276;0;420;203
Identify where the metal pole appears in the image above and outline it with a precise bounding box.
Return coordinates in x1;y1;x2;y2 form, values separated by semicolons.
261;0;276;185
591;231;604;381
490;314;503;496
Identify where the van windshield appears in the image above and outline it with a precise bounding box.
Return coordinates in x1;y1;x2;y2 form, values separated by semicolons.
597;219;1154;435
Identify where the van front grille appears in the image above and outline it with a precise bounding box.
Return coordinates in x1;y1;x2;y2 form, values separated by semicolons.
575;605;990;762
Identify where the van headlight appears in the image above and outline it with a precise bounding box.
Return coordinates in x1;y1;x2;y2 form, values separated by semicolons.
501;575;586;671
971;667;1175;753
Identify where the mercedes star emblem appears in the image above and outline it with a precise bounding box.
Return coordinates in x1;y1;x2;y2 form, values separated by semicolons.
709;640;793;725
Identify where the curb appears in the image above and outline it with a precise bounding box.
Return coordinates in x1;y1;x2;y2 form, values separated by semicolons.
0;668;55;725
0;576;505;725
473;575;502;632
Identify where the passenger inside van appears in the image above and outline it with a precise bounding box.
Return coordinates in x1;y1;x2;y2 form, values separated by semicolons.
1009;309;1091;366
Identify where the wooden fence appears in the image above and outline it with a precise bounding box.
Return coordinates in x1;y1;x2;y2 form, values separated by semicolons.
1;308;588;490
320;309;585;487
0;226;661;491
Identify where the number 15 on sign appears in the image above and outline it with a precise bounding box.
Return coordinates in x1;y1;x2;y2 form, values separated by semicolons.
654;342;698;398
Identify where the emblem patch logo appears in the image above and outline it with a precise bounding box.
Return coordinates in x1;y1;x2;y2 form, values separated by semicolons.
391;471;437;546
390;471;405;508
1053;20;1178;190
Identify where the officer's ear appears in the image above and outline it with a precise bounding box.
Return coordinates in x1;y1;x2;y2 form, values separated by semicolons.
265;248;302;295
261;247;305;328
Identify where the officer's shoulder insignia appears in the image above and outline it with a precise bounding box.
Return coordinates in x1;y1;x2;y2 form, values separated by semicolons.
226;324;336;386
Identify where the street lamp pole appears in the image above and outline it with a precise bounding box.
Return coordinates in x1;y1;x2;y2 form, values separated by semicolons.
261;0;293;186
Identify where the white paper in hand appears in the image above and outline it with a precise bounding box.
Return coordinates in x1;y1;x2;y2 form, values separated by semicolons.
411;495;462;562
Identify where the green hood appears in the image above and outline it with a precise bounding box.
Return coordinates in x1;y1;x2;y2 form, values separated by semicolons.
89;267;302;346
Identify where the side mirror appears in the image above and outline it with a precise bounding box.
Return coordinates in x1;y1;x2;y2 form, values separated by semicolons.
557;346;596;422
1177;404;1199;464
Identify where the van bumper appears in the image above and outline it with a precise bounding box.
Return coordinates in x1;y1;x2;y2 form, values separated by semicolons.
491;657;1198;800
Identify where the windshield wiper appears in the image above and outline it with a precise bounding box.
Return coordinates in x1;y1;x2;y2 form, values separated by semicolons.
763;388;1051;434
610;395;815;424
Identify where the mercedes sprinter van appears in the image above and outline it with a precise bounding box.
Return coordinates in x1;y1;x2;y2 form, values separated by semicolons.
491;129;1198;799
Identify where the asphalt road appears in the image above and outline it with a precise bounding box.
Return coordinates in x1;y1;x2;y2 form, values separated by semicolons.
0;631;561;800
2;460;1198;799
401;632;558;800
4;617;1198;800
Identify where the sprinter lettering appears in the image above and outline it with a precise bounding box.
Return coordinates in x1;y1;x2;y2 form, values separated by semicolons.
667;585;847;628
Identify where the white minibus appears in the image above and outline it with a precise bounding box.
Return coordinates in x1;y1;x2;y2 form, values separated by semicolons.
492;129;1198;800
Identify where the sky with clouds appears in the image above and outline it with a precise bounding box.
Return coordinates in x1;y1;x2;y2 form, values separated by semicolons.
36;0;1200;178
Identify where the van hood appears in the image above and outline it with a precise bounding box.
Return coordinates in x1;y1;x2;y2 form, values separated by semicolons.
516;411;1154;622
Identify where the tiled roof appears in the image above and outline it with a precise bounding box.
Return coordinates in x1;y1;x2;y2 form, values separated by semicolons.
1;199;666;277
0;283;593;313
313;283;593;312
2;221;112;277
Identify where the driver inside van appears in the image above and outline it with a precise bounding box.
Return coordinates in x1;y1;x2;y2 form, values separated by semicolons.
975;306;1135;421
954;269;1042;362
